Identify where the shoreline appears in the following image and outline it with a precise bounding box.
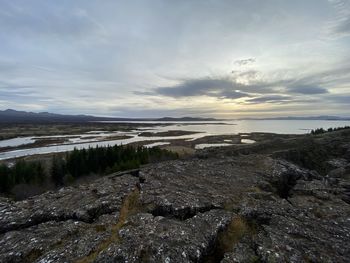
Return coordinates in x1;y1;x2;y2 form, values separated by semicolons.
0;132;300;163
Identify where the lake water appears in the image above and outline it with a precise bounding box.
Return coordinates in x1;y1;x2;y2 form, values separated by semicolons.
0;119;349;160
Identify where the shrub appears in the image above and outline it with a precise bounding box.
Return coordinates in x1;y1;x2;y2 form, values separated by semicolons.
311;126;350;135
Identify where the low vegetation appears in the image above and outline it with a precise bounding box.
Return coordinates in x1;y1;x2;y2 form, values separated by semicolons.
278;140;330;174
203;215;256;263
0;160;45;193
76;188;141;263
310;126;350;135
276;127;350;175
218;216;249;251
0;145;178;196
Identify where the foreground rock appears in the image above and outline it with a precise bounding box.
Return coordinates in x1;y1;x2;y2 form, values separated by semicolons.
1;129;350;262
0;174;139;234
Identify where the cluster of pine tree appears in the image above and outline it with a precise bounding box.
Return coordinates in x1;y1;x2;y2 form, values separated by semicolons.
51;145;178;186
0;145;178;193
0;161;45;193
310;126;350;135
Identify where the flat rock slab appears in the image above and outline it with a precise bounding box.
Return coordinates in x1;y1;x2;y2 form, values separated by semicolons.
96;210;232;263
140;156;271;218
0;174;139;234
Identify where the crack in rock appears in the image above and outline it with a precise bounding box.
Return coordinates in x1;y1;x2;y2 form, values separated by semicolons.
150;204;222;221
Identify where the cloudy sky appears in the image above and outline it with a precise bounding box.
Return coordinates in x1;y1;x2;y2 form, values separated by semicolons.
0;0;349;118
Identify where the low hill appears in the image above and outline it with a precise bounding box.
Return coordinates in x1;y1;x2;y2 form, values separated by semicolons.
0;109;219;123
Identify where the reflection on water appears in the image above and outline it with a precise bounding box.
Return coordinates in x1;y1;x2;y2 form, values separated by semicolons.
1;119;349;160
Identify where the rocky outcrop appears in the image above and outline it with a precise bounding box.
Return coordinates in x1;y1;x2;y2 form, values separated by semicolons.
0;174;139;234
96;210;232;263
1;130;350;262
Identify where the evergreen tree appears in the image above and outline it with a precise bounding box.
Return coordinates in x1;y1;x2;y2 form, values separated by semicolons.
51;156;66;186
0;164;11;192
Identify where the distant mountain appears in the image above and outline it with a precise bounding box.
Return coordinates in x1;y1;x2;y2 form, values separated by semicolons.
238;116;350;121
0;109;220;123
0;109;105;123
2;109;348;123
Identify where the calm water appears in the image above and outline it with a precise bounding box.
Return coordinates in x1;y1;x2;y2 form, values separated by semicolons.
0;120;349;160
0;137;35;147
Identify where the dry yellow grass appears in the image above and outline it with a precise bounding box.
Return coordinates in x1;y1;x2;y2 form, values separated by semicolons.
218;216;249;253
247;186;262;193
75;188;140;263
163;146;195;157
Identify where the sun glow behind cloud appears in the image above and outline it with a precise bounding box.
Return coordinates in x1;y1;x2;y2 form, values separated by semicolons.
0;0;349;117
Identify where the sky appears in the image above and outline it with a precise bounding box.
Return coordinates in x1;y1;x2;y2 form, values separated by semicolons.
0;0;349;118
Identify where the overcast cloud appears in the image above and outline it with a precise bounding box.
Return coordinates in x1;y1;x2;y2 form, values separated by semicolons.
0;0;349;117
